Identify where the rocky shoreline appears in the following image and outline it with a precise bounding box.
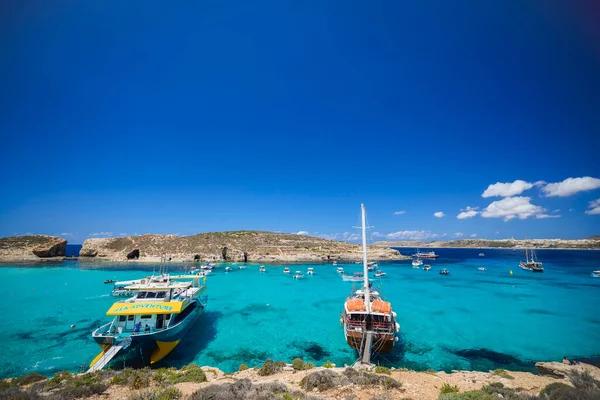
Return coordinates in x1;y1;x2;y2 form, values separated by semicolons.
2;360;599;400
0;235;67;262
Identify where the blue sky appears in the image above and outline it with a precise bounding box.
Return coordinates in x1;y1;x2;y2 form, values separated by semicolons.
1;1;599;244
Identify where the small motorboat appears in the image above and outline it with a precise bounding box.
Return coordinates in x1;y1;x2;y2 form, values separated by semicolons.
259;265;266;273
307;267;314;275
412;258;423;268
104;279;116;284
337;267;344;274
423;265;431;271
333;261;338;266
592;270;600;278
283;267;291;274
479;253;485;257
478;267;487;271
238;265;246;270
342;272;364;282
440;268;450;275
293;271;304;279
225;266;232;272
374;270;386;277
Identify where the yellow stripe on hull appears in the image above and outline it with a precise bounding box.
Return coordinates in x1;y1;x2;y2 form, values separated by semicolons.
150;340;181;364
89;344;111;368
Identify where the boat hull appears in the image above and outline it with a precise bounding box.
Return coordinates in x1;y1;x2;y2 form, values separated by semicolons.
92;300;205;367
344;329;395;353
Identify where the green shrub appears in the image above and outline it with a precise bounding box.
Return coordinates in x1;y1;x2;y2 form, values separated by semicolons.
539;382;574;398
306;362;315;370
438;391;494;400
323;360;334;368
238;364;249;372
128;372;149;390
258;360;283;376
172;364;206;383
292;358;305;371
11;373;46;387
45;371;71;390
375;366;391;375
0;386;41;400
0;380;11;391
492;369;514;380
127;387;182;400
440;383;460;394
111;374;126;385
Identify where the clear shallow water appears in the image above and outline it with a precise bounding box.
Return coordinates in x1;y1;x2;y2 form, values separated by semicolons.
0;248;599;378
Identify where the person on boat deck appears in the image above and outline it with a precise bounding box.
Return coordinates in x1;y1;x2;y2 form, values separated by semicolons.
144;324;150;333
563;356;570;365
134;322;141;333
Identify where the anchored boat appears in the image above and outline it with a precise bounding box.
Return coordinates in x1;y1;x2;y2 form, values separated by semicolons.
520;248;543;272
412;258;423;268
341;204;399;364
412;251;439;259
89;275;208;372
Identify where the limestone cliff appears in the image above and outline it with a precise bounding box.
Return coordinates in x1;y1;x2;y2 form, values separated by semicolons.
0;235;67;262
79;231;407;262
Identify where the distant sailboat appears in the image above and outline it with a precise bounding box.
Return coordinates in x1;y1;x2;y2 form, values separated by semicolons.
520;247;543;272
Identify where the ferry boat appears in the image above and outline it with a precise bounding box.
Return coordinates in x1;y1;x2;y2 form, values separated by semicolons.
440;268;450;275
591;270;599;278
307;267;314;275
520;248;543;272
423;265;431;271
412;251;439;259
89;275;207;371
111;274;171;297
412;258;423;268
374;270;386;277
283;267;290;274
341;204;399;363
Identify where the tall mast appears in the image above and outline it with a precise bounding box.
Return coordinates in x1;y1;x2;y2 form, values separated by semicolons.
361;204;371;313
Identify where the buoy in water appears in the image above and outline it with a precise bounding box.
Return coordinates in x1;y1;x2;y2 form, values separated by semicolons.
510;270;513;275
70;324;75;329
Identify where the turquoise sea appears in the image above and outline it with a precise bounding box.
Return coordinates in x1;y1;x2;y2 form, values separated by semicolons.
1;247;599;379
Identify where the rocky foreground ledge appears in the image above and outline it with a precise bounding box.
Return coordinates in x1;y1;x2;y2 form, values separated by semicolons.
2;361;599;400
79;231;408;263
0;235;67;262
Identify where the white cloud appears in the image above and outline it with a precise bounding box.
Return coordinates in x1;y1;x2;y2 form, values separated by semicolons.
393;211;406;215
533;180;547;187
119;233;128;236
553;209;560;212
433;211;445;218
482;180;534;198
441;233;448;237
536;214;561;219
542;177;600;197
454;232;464;237
385;230;438;240
318;232;361;241
585;198;600;215
569;208;574;212
481;196;544;221
90;232;113;237
295;231;310;236
59;232;73;237
470;234;477;237
457;206;479;219
372;232;386;238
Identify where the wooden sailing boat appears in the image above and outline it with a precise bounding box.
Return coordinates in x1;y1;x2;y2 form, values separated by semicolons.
520;246;543;272
341;204;399;364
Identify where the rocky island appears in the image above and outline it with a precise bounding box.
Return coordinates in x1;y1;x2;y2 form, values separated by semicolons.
79;231;408;263
0;235;67;262
374;237;600;250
